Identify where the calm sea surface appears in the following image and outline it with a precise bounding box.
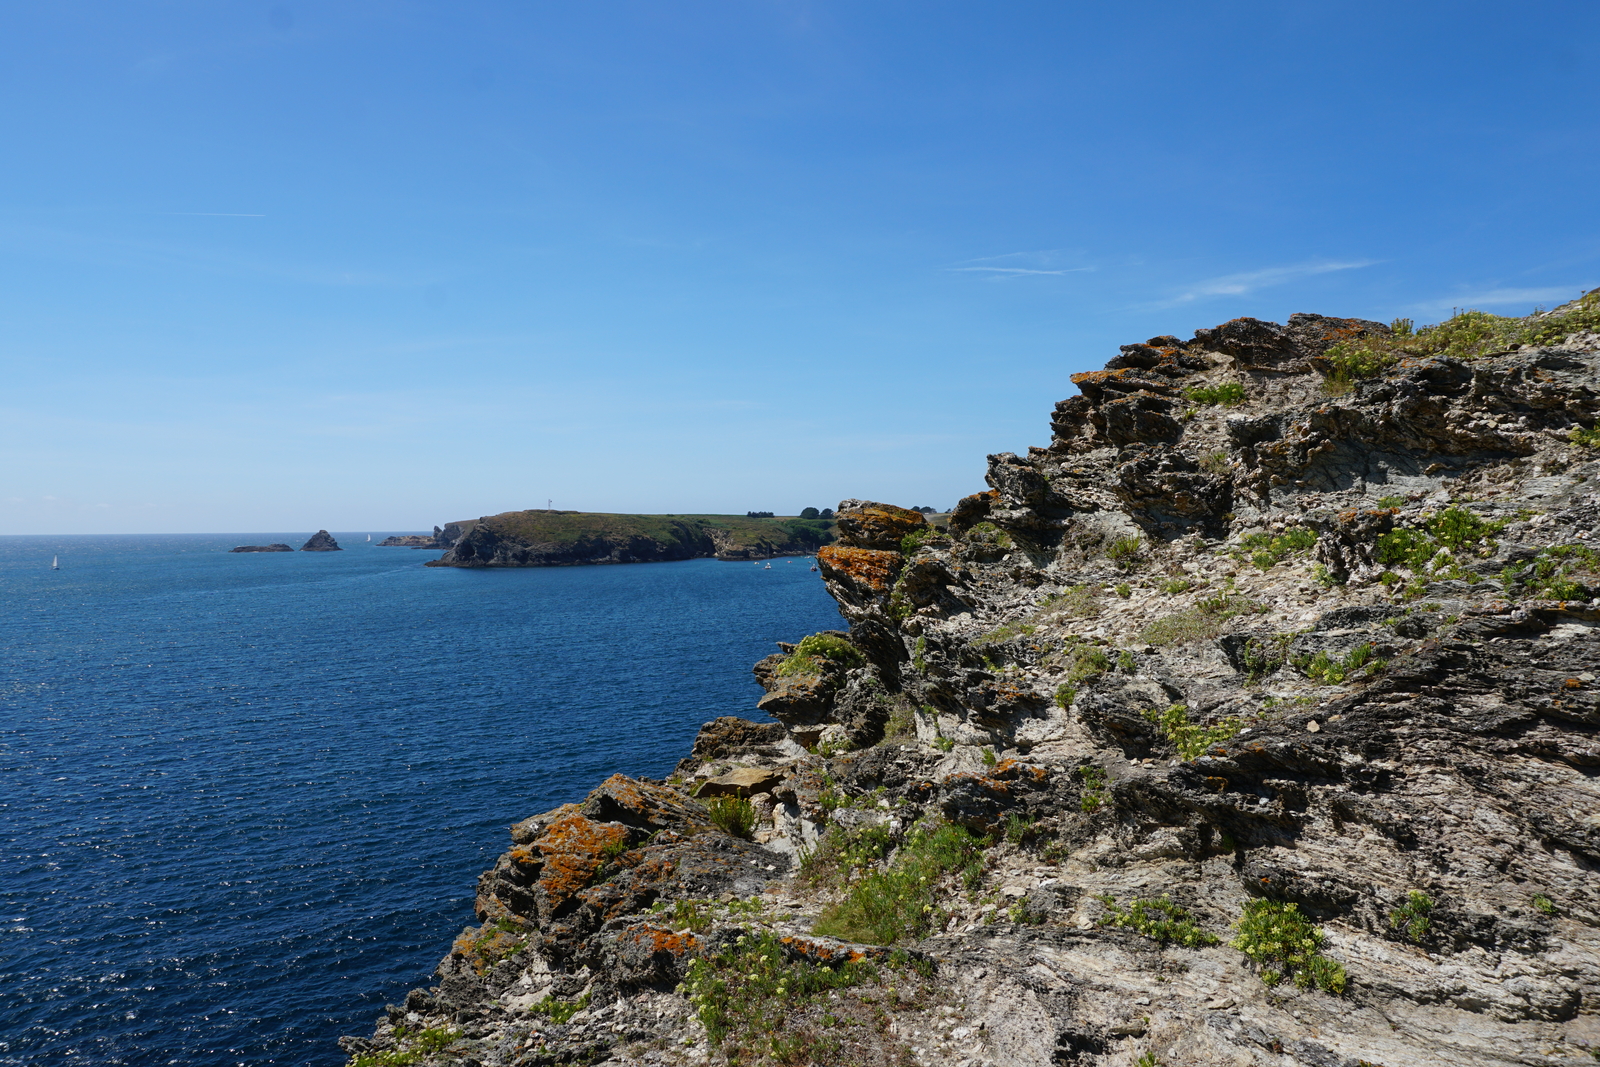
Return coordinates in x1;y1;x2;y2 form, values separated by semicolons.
0;535;842;1066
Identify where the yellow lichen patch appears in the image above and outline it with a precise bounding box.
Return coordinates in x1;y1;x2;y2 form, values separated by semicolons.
817;545;901;592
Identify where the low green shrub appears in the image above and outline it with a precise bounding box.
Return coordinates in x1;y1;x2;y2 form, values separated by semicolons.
900;526;938;554
1053;683;1076;709
1163;577;1192;594
972;620;1038;648
1502;544;1597;600
1375;506;1508;584
680;930;879;1055
799;821;893;887
1390;890;1433;943
531;992;589;1024
1098;894;1218;947
1231;900;1347;993
812;821;986;945
708;795;757;839
1571;422;1600;448
1200;449;1231;475
965;521;1013;550
777;633;865;677
1142;703;1243;760
1055;639;1112;683
1237;527;1318;571
352;1027;461;1067
1532;893;1557;916
1377;494;1407;508
1239;633;1293;679
1115;582;1132;598
1294;642;1385;685
1184;381;1246;406
1076;765;1108;812
1318;292;1600;390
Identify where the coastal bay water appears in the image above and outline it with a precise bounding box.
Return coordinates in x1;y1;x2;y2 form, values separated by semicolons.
0;536;843;1066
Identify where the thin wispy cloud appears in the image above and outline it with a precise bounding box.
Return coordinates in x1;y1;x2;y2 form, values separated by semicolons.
1407;287;1585;315
949;266;1091;276
948;249;1094;278
1159;260;1377;306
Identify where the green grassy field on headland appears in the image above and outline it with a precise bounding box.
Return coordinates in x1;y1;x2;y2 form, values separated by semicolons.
427;508;840;566
481;509;835;550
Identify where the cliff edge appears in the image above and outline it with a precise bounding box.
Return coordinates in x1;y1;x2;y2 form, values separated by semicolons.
343;292;1600;1067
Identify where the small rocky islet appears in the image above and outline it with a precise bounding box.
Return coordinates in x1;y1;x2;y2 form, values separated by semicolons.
342;293;1600;1067
228;530;343;553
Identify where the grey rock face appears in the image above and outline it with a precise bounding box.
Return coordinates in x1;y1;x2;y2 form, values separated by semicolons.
342;297;1600;1067
229;543;293;553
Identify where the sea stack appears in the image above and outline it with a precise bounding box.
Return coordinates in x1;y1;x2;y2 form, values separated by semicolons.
229;543;293;553
301;530;342;552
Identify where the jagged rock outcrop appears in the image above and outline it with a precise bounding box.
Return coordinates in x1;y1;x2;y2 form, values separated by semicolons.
343;292;1600;1067
229;543;293;553
301;530;342;552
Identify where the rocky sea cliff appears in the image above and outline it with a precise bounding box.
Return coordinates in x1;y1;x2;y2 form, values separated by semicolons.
343;293;1600;1067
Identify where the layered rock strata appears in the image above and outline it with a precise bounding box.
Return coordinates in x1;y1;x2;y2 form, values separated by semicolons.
344;296;1600;1067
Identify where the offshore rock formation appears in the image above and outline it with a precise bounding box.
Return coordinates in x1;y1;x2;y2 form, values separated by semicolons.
429;511;833;568
302;530;342;552
380;523;475;550
229;543;293;553
343;294;1600;1067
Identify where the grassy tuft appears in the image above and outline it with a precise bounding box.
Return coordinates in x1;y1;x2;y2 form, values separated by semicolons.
1141;594;1262;647
707;796;758;839
812;821;987;945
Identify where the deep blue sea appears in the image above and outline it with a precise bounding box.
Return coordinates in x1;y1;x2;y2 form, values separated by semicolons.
0;535;842;1066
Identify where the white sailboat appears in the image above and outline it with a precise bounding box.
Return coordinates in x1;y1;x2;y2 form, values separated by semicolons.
51;555;59;570
366;534;372;542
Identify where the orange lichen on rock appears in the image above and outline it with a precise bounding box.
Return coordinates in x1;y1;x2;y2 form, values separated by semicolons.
989;759;1049;783
834;502;928;550
580;773;714;834
530;814;631;902
625;924;701;957
817;545;901;592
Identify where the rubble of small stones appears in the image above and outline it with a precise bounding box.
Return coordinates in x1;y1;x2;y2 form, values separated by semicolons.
344;298;1600;1066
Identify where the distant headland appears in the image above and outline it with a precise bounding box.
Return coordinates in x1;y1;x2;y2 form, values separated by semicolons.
419;509;840;568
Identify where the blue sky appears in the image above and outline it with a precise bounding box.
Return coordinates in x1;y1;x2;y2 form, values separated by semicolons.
3;2;1596;534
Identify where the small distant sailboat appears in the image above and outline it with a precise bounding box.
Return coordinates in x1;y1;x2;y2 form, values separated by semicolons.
51;555;59;570
764;562;772;569
366;534;372;541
